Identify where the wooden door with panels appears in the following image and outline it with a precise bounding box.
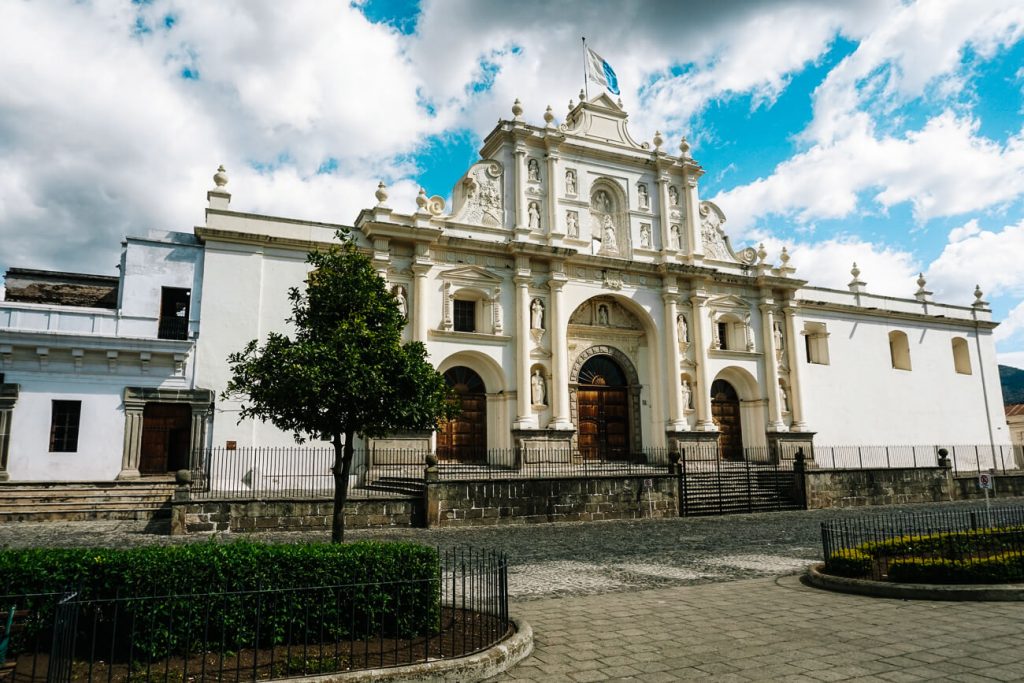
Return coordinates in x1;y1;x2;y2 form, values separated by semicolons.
710;379;743;461
576;355;630;461
139;403;191;475
437;367;487;464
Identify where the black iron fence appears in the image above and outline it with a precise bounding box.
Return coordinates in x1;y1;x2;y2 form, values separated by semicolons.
679;446;803;515
0;548;509;682
821;505;1024;581
810;443;1022;474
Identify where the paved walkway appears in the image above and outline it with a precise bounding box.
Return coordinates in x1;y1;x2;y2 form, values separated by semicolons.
492;574;1024;682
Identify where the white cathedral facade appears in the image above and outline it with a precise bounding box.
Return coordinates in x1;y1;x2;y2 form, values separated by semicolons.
0;94;1011;483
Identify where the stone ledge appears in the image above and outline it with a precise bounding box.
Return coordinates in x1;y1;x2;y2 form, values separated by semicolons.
272;616;533;682
804;563;1024;601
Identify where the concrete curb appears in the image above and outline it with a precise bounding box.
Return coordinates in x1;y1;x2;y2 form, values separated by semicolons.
273;616;533;682
805;563;1024;601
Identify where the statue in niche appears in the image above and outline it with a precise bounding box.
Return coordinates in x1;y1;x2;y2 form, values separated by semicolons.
531;298;544;329
528;201;541;230
669;186;680;206
774;322;785;355
638;183;649;209
681;379;692;411
670;224;682;250
393;286;407;319
531;369;547;405
597;304;610;326
527;158;540;182
779;384;791;413
639;223;651;249
565;169;577;195
601;214;618;253
677;314;689;343
566;210;579;238
594;190;611;213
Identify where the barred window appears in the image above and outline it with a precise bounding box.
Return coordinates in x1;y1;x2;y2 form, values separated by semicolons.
49;400;81;452
453;299;476;333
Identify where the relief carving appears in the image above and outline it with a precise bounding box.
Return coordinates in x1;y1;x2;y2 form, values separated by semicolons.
451;161;503;227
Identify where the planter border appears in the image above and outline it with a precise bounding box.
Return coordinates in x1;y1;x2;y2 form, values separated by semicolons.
273;616;533;682
805;563;1024;601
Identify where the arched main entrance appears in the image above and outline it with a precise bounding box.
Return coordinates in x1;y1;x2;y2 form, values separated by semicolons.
711;379;743;461
437;367;487;463
576;355;630;461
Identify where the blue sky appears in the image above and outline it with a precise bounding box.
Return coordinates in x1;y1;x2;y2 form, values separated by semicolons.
1;0;1023;368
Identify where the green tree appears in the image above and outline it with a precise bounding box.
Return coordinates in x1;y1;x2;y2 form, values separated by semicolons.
223;230;454;542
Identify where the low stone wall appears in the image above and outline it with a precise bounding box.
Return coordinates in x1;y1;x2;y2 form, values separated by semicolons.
170;497;421;535
953;473;1024;500
804;467;952;509
424;476;677;527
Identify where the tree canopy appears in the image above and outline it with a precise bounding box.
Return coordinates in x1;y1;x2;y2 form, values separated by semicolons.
224;230;454;541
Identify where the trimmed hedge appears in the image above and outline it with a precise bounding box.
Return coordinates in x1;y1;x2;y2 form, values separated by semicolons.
858;526;1024;560
0;541;440;660
824;549;872;578
887;552;1024;584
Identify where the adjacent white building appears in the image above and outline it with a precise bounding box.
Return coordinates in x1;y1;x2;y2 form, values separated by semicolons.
0;94;1011;483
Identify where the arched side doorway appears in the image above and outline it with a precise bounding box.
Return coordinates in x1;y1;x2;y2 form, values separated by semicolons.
437;366;487;463
576;355;630;460
710;379;743;461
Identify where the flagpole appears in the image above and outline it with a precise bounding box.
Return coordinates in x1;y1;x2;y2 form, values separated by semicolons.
582;36;589;100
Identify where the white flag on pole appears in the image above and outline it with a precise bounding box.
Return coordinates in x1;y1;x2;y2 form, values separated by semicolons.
586;47;620;96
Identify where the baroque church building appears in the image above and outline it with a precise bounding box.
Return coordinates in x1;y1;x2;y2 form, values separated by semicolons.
0;93;1011;483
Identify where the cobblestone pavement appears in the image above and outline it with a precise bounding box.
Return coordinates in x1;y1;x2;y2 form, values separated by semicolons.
3;499;1023;681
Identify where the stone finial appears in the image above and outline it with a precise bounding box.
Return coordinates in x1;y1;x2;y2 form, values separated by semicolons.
213;165;228;189
544;105;555;127
511;98;524;121
973;284;989;308
617;97;624;108
653;130;664;150
914;272;932;302
374;181;388;207
579;88;586;101
775;246;795;277
416;187;429;212
848;262;867;293
679;137;691;158
568;98;575;111
757;243;767;264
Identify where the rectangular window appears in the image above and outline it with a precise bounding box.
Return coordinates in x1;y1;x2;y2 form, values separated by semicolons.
803;322;830;365
49;400;81;452
453;299;476;333
158;287;191;340
717;322;729;350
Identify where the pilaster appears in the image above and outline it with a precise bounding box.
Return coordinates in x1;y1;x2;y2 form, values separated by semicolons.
118;392;146;480
412;260;431;343
545;148;563;243
782;305;808;431
547;264;573;430
689;288;716;431
0;384;19;481
657;173;674;258
662;281;686;431
513;144;528;237
683;173;703;263
759;301;785;431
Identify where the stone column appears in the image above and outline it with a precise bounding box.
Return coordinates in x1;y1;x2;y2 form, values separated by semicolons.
513;144;527;234
118;390;146;479
782;306;808;431
545;150;561;241
662;285;685;431
683;174;703;261
514;261;533;428
412;263;430;343
0;384;18;481
547;268;572;430
657;173;673;255
759;302;785;431
188;402;211;469
689;288;716;431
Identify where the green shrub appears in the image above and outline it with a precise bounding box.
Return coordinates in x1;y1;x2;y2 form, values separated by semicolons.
887;551;1024;584
0;541;440;660
825;549;872;578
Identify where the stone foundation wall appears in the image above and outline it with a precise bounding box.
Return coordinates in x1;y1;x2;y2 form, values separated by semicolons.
424;476;677;527
804;467;952;509
952;473;1024;501
170;497;421;535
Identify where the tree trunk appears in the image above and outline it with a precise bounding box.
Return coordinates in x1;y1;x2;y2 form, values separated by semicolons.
331;430;355;543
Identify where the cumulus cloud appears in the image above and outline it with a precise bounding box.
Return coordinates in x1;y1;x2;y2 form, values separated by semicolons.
926;217;1024;302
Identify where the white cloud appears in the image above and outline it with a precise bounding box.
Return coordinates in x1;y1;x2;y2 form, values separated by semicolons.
926;217;1024;302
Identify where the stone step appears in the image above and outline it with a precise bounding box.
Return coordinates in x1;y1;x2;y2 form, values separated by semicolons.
0;507;173;523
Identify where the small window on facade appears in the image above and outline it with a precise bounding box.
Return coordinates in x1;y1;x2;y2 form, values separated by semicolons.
159;287;191;340
453;299;476;333
49;400;81;452
889;330;912;371
952;337;971;375
803;322;830;365
717;322;729;350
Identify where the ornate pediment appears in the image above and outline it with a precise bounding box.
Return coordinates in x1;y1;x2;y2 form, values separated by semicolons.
568;298;642;330
560;95;649;151
438;265;503;286
707;294;750;312
699;201;757;266
450;160;505;228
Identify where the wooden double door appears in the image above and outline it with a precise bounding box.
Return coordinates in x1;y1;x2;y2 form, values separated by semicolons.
576;355;630;461
437;367;487;463
710;379;743;461
140;403;191;475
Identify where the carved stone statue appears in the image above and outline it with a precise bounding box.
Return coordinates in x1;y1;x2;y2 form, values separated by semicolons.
528;201;541;230
639;223;651;249
531;298;544;329
779;384;791;413
531;369;547;405
594;190;611;213
681;379;692;411
527;158;540;182
670;224;682;250
567;211;579;238
669;186;679;206
597;304;610;326
393;286;407;319
602;214;618;253
565;169;577;195
774;322;785;354
677;314;689;343
638;183;649;209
